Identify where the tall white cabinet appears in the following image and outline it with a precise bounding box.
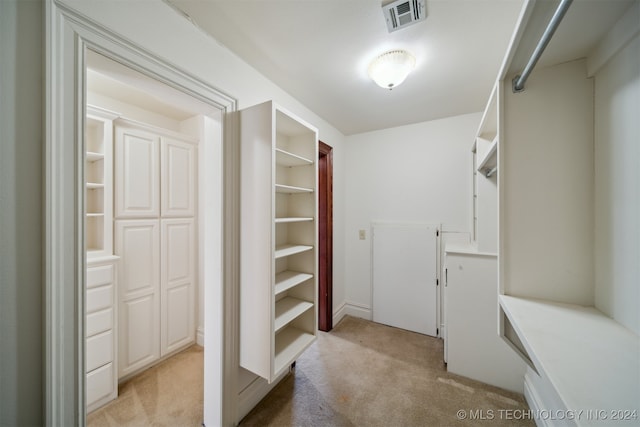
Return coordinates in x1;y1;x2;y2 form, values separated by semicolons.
85;106;120;411
240;101;318;383
114;119;198;379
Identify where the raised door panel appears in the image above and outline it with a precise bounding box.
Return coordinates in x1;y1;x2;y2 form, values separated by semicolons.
160;218;195;355
115;219;160;377
161;138;196;217
119;294;159;377
115;126;159;218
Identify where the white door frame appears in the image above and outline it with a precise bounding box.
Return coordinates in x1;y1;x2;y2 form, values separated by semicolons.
44;1;240;425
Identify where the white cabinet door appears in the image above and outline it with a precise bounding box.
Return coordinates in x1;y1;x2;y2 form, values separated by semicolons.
160;218;195;356
161;138;196;217
115;126;160;218
115;219;160;378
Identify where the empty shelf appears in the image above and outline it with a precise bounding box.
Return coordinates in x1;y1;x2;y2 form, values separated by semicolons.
500;295;640;418
275;217;313;223
275;184;313;194
275;271;314;295
275;148;313;167
274;326;315;376
274;297;313;332
275;244;313;259
477;138;498;177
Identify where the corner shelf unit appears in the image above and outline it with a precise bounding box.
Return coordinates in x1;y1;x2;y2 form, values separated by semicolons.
85;106;119;259
240;101;318;383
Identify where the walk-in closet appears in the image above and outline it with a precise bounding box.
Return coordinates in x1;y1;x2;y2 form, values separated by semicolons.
84;50;217;413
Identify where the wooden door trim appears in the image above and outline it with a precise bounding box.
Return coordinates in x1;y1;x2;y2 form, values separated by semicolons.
318;141;333;331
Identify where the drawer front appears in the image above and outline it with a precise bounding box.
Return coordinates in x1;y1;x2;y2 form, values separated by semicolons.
86;362;115;406
86;330;113;372
87;264;114;289
86;285;113;314
86;308;113;338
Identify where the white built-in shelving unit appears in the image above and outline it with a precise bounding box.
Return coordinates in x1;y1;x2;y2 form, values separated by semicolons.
85;106;118;258
240;101;318;383
84;105;120;412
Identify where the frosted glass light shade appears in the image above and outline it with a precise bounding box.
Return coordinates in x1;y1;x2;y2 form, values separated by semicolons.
368;50;416;89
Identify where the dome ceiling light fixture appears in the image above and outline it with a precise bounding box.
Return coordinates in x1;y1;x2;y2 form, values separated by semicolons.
367;50;416;90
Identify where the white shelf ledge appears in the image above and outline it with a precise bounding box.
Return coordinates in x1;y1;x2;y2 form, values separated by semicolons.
275;217;313;223
275;184;313;194
275;271;313;295
274;244;313;259
500;295;640;421
86;151;104;162
275;148;313;167
477;138;498;177
86;213;105;217
86;182;105;190
274;326;315;376
274;297;313;332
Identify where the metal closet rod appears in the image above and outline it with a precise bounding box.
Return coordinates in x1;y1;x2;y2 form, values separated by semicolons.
513;0;574;93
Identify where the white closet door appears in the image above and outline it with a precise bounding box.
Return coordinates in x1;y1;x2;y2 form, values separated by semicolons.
161;138;196;217
160;218;195;356
115;126;160;218
372;223;439;336
115;219;160;378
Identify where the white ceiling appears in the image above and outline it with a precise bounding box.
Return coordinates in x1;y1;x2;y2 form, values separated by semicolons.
90;0;635;136
167;0;527;135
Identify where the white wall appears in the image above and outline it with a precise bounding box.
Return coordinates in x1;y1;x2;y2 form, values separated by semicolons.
343;113;481;317
501;59;595;306
0;1;43;425
594;33;640;335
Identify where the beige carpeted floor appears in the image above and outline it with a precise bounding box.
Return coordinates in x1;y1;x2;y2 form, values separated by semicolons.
87;345;204;427
88;316;534;426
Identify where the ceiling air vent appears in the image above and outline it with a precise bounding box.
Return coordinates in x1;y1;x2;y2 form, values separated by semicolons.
382;0;426;33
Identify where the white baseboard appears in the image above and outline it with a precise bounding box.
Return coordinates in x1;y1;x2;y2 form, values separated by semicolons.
237;370;288;421
196;326;205;346
334;301;371;322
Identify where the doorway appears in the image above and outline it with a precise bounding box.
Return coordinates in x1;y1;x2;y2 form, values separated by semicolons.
45;6;237;425
84;50;217;420
318;141;333;332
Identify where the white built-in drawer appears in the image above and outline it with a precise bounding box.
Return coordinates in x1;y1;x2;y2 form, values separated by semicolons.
86;330;113;372
87;264;114;289
86;362;115;406
86;308;113;338
86;285;113;314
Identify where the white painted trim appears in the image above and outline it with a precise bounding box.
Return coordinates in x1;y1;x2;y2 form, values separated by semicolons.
197;326;205;347
333;302;348;325
587;1;640;77
237;371;288;421
341;302;372;320
45;2;238;426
